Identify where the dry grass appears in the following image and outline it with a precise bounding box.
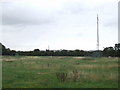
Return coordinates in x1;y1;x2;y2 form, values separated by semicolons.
73;57;85;59
2;56;118;88
37;72;49;75
77;71;118;81
3;59;15;62
75;64;119;69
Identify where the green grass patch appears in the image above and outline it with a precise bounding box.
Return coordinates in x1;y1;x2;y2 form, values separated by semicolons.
2;56;119;88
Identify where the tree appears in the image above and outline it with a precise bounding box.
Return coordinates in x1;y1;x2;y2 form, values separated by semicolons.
114;43;120;51
103;46;115;57
34;49;40;52
114;43;120;57
0;43;11;55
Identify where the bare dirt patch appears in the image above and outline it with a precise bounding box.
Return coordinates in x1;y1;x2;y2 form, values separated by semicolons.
37;72;49;75
73;57;85;59
4;59;15;62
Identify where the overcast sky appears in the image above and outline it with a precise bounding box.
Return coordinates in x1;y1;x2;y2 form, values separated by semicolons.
0;0;119;51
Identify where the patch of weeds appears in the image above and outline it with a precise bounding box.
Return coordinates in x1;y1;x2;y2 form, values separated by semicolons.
56;72;67;82
71;70;79;82
56;70;80;82
82;57;95;60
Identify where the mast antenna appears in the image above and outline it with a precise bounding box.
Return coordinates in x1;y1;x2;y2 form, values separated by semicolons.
48;45;50;50
97;14;99;50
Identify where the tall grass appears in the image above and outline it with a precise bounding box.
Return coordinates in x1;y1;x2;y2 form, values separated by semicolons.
2;56;119;88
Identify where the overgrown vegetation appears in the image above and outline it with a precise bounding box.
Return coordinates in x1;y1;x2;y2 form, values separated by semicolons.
2;56;119;88
56;72;67;82
72;70;79;82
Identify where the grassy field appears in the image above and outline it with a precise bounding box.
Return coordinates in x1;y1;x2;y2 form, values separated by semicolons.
2;56;119;88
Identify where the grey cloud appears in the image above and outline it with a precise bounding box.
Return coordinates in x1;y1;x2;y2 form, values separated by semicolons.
2;2;54;25
104;20;117;28
64;3;84;14
60;2;85;14
2;13;52;25
118;1;120;43
76;32;83;37
1;0;118;51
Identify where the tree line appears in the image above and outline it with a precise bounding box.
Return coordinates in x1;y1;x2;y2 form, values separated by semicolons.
0;43;120;57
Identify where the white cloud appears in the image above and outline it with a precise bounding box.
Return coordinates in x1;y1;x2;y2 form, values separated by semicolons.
1;0;119;51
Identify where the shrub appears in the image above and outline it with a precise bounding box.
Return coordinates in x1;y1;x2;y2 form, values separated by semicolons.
56;72;67;82
71;70;79;82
